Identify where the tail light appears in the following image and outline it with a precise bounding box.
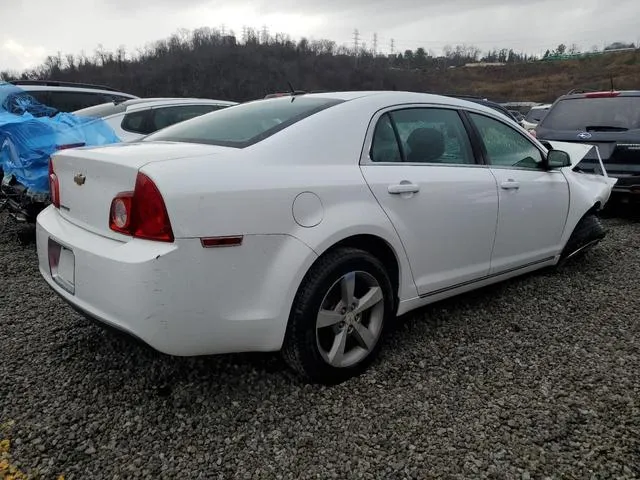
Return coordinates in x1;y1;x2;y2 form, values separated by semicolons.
584;91;620;98
49;158;60;208
109;172;174;242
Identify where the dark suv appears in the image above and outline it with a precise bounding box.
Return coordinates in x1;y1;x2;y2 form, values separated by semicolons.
535;90;640;201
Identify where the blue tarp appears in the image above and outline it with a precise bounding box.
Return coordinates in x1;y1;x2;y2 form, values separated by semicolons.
0;82;120;194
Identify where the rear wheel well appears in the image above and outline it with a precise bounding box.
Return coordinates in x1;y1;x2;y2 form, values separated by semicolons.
321;235;400;308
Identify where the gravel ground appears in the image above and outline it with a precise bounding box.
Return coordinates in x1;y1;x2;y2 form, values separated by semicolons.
1;211;639;479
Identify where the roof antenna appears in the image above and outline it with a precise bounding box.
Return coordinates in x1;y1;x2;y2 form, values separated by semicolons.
287;81;296;102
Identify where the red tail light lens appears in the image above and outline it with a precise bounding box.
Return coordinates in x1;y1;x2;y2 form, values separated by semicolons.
109;173;174;242
109;192;133;235
584;91;620;98
48;158;60;209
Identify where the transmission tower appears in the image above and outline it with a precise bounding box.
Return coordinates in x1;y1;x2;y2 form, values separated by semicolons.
220;24;226;36
261;25;269;44
353;29;360;54
373;33;378;55
390;38;395;55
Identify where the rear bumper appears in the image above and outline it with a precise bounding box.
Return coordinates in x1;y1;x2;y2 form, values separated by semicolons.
36;205;317;356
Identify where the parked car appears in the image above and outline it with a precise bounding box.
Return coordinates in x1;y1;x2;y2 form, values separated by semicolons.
5;80;137;112
73;98;239;141
1;82;123;225
444;94;521;123
521;104;552;130
509;110;525;123
36;91;616;384
535;89;640;202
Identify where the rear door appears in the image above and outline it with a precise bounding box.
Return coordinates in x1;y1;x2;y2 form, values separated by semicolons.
359;105;499;297
466;111;570;274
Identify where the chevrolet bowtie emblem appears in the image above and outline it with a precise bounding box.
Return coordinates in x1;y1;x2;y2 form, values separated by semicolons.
74;173;86;186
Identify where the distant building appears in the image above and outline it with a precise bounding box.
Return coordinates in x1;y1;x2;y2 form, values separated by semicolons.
463;62;506;68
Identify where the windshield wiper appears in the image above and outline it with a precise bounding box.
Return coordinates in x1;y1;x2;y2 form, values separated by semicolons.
585;125;629;132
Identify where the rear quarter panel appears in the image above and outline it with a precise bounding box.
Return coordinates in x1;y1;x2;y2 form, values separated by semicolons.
139;100;419;302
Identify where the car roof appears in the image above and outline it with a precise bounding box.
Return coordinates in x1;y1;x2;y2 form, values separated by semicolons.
73;97;238;117
11;83;136;96
295;90;518;116
558;90;640;101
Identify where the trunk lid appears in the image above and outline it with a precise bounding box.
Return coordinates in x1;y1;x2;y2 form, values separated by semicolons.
52;141;226;239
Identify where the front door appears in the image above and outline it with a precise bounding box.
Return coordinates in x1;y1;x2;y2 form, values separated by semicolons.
359;106;499;296
466;112;570;274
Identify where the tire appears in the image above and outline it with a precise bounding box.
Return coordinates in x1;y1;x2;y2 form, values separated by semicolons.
559;213;607;264
281;247;395;385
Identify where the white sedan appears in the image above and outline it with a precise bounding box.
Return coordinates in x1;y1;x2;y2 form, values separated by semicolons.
36;91;616;384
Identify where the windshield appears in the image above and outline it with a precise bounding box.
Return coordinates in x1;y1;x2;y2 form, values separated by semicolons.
540;96;640;131
143;95;345;148
524;107;548;123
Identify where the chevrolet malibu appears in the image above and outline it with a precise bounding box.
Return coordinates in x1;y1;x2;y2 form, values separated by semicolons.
36;91;617;384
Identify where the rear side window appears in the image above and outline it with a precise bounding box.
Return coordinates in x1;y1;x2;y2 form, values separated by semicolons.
47;91;113;112
150;104;228;131
369;107;475;164
144;96;344;148
121;110;153;134
540;96;640;131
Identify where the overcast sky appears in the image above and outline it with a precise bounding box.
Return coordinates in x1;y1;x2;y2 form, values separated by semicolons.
1;0;638;72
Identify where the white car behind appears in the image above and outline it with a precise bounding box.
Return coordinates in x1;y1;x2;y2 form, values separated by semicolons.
36;91;616;384
73;98;238;141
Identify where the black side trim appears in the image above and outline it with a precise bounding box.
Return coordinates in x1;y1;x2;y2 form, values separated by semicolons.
419;256;555;298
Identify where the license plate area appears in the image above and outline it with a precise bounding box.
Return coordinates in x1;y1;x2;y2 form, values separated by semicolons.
48;237;75;295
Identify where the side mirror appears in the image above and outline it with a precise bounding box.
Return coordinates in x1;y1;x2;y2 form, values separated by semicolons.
546;150;571;169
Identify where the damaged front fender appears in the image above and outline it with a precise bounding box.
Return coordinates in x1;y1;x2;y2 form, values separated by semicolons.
546;140;617;248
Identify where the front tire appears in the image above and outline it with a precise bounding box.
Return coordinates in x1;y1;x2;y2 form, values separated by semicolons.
282;247;395;384
559;213;607;264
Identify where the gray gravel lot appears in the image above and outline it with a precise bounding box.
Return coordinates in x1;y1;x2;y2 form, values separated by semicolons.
1;212;639;479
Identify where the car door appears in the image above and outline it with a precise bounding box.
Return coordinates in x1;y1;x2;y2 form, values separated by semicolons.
465;111;570;274
359;105;499;297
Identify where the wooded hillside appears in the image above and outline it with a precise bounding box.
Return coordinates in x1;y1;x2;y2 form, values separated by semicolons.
2;27;639;104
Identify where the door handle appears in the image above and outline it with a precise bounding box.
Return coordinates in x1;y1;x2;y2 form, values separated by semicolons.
500;179;520;190
388;183;420;194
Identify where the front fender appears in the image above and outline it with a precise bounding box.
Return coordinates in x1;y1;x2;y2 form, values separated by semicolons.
560;168;617;246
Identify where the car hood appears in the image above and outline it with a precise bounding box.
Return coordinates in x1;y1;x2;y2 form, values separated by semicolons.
545;141;596;167
546;140;618;190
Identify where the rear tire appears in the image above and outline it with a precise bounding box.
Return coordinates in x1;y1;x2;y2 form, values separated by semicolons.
559;213;607;264
281;247;395;385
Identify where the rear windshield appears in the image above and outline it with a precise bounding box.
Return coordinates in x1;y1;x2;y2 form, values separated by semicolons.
143;96;345;148
524;107;548;123
540;96;640;131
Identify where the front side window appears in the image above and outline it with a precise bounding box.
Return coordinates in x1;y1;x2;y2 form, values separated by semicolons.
369;107;475;164
469;112;544;169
